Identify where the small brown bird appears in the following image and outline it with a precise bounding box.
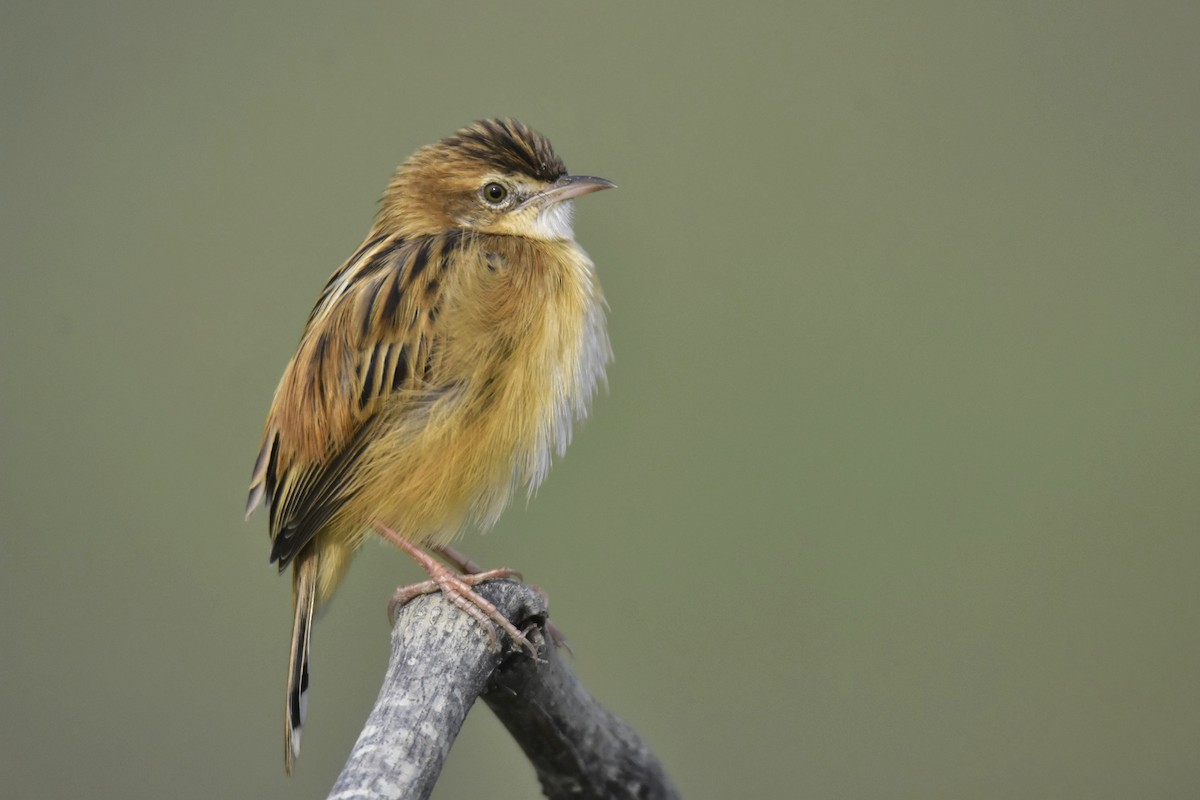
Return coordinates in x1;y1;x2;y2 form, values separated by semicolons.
245;119;614;772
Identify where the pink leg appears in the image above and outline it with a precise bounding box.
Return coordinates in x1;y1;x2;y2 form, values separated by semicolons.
376;523;537;657
432;544;497;577
433;543;570;652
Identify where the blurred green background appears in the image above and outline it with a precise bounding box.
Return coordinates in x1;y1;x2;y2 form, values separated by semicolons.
3;2;1197;798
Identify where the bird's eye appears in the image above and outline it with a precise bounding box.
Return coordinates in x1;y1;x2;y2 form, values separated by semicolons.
482;182;508;204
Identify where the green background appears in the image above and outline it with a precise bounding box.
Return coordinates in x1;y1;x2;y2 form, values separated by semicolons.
3;2;1197;798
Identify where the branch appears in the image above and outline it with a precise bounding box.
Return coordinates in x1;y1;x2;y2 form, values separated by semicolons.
327;579;679;800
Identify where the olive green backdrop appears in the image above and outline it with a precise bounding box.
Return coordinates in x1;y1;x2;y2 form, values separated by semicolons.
3;2;1197;798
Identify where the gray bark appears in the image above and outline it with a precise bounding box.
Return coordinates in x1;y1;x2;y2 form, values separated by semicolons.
327;579;679;800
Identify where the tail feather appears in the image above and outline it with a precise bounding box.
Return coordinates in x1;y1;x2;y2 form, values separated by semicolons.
285;550;319;775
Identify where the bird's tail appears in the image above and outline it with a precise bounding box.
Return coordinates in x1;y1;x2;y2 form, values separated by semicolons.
284;550;319;775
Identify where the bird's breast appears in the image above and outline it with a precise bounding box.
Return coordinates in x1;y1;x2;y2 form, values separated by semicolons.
455;238;609;492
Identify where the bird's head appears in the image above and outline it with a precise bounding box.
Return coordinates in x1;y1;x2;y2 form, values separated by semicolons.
374;119;614;241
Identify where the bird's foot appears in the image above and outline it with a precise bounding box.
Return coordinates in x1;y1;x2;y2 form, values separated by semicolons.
375;524;537;658
433;544;571;653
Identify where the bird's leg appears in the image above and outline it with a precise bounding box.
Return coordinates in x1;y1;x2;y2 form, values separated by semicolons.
432;543;570;652
375;523;537;657
431;543;487;575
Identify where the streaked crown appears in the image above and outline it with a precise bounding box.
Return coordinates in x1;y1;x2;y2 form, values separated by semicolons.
440;119;566;183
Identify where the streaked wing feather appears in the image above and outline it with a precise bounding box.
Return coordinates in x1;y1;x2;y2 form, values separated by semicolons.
247;231;461;559
268;417;377;570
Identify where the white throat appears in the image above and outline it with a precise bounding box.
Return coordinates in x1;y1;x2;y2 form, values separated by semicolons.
530;200;576;241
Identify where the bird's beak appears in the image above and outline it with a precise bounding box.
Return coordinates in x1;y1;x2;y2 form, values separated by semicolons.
528;175;616;208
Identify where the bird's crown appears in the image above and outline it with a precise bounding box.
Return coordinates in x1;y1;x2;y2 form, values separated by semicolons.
439;119;566;183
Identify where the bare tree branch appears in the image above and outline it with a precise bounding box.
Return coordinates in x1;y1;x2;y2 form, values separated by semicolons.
327;579;679;800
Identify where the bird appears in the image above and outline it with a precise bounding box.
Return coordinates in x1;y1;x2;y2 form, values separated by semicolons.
244;118;614;773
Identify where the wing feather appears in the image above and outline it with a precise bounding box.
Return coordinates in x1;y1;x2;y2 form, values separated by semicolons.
247;231;462;562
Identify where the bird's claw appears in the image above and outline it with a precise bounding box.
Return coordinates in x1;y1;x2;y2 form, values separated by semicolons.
388;566;538;657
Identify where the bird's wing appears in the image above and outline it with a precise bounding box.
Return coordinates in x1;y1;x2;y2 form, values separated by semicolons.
246;230;463;569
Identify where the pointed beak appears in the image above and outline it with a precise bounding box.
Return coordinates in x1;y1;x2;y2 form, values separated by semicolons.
528;175;616;208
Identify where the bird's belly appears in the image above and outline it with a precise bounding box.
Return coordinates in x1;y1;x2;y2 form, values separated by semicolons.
346;353;572;547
